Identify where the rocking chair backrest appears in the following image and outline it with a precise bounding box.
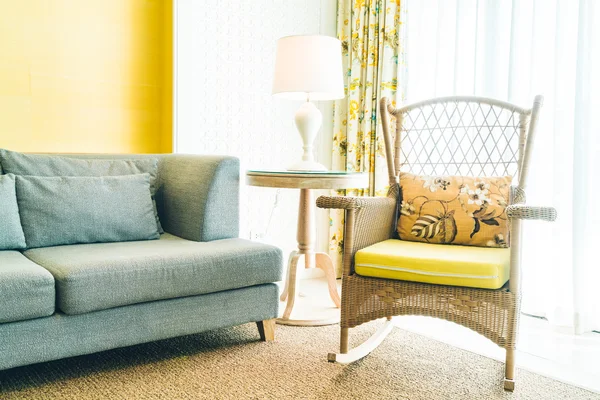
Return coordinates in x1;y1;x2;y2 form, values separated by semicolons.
379;96;543;191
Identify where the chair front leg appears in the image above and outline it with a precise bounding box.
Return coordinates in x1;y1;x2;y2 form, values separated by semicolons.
504;349;516;391
341;327;349;354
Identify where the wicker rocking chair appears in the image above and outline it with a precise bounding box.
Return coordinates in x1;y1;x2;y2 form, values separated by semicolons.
317;95;557;391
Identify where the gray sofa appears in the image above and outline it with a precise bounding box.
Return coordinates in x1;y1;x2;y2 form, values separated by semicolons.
0;154;283;371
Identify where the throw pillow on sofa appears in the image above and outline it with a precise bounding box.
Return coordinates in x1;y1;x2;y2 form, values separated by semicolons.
0;174;26;250
397;172;512;247
15;174;160;248
0;149;163;233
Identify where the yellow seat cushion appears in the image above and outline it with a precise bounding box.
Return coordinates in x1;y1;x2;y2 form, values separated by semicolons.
355;239;510;289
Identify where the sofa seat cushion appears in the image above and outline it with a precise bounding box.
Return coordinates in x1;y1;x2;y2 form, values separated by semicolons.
0;251;55;323
355;239;510;289
24;234;283;315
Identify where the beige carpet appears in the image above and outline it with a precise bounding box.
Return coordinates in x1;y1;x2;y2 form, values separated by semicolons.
0;321;597;400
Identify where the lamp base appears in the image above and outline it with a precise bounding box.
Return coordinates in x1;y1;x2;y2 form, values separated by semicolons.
289;102;327;172
287;160;328;172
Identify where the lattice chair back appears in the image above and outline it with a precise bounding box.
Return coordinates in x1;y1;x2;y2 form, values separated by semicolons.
379;96;543;192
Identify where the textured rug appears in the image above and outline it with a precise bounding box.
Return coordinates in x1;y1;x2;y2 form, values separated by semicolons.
0;321;597;400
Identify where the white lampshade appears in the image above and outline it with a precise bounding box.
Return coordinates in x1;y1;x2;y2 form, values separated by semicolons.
272;35;345;101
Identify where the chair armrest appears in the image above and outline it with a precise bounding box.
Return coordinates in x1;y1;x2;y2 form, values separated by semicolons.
506;204;557;222
157;155;240;241
317;195;394;210
318;195;397;276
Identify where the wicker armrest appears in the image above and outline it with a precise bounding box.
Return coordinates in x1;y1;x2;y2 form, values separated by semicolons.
316;195;396;210
506;204;557;221
318;195;397;277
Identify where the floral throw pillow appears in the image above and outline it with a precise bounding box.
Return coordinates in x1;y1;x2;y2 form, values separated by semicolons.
397;173;512;248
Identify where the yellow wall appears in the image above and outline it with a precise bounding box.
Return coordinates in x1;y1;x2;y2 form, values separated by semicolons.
0;0;172;154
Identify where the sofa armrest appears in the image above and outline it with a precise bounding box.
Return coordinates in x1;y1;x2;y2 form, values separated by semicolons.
157;155;239;242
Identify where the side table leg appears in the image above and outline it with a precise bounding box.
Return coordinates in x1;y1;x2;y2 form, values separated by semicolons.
315;252;341;308
297;188;315;269
282;252;303;320
280;250;299;302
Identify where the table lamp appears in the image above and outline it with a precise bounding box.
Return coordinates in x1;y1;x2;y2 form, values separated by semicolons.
272;35;345;171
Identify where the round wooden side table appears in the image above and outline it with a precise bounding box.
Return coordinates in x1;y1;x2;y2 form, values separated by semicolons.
246;170;369;326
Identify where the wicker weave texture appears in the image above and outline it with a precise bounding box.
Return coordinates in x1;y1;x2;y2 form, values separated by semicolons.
511;186;526;204
341;275;520;349
506;204;557;221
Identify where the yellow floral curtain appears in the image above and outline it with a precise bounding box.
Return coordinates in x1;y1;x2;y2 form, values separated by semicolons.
328;0;403;275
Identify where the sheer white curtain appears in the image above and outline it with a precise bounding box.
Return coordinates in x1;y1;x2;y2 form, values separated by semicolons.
401;0;600;333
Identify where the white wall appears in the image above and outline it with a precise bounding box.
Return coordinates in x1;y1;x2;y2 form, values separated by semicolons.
175;0;337;256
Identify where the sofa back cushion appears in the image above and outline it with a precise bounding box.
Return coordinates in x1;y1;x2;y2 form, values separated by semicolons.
0;174;27;250
16;174;160;248
0;149;163;232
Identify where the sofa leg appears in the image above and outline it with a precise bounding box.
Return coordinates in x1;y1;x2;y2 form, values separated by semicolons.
256;319;276;341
